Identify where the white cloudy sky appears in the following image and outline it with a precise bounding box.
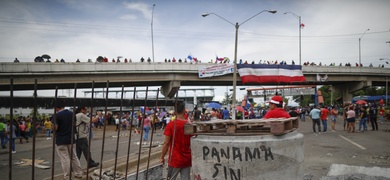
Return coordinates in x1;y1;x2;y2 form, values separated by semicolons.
1;0;389;102
1;0;389;65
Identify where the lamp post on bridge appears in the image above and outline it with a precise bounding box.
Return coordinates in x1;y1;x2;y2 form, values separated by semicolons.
359;29;370;65
202;9;277;120
284;12;302;65
151;4;156;63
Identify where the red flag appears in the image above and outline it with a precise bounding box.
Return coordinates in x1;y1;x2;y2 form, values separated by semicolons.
300;23;305;29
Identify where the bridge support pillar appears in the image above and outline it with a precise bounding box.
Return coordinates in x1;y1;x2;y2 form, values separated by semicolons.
332;81;372;102
161;81;181;98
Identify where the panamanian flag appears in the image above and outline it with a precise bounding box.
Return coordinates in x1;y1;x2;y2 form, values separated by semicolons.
237;64;306;83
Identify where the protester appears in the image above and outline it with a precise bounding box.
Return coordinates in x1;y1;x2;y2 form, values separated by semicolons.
44;118;52;140
53;106;83;179
222;107;230;119
343;104;349;131
192;106;201;121
75;107;100;169
209;108;219;120
358;106;368;132
309;106;321;135
115;116;120;131
330;106;338;132
263;95;290;118
379;107;385;123
160;102;192;180
6;120;17;153
0;118;6;149
288;107;299;118
18;120;29;143
142;114;151;142
369;104;378;130
346;106;356;133
320;105;329;133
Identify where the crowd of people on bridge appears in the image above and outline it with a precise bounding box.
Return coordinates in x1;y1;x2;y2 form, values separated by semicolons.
11;56;388;68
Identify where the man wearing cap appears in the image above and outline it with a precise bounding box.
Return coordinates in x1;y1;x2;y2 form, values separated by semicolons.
263;95;290;119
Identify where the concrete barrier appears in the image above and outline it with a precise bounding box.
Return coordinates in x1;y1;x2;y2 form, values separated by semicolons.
191;131;304;180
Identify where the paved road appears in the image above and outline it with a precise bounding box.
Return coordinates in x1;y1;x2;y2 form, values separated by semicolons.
1;116;390;179
299;115;390;179
0;125;166;180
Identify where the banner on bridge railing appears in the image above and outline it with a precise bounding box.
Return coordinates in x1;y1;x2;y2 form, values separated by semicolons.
198;64;234;78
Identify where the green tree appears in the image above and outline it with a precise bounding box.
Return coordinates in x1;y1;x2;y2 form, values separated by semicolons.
220;92;238;106
30;108;40;117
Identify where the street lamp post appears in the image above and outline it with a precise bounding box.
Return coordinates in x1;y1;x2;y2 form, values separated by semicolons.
284;12;301;65
359;29;370;65
202;10;277;120
151;4;156;63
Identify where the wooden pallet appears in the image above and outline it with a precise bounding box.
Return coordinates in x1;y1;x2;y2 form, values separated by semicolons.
184;117;298;136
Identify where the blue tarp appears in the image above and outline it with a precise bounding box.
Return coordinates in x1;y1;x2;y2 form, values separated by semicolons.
352;95;388;103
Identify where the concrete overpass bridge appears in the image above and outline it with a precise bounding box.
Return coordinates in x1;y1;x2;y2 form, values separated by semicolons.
0;62;389;101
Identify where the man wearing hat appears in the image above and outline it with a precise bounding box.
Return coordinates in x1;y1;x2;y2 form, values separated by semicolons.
264;95;291;119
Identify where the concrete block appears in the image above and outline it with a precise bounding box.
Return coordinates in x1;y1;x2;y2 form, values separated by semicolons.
191;132;305;180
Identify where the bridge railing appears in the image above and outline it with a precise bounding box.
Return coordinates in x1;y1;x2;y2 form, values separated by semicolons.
1;62;388;75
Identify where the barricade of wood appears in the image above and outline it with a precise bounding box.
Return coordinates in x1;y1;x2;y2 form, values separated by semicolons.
184;117;298;136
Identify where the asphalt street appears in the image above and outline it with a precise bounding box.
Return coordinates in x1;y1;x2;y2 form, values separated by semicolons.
299;115;390;179
0;125;167;180
1;115;389;179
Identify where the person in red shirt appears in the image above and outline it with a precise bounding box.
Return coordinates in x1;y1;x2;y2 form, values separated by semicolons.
320;106;329;132
379;107;385;123
161;102;192;180
264;95;291;119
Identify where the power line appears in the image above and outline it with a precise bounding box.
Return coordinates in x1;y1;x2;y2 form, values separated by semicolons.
1;17;389;39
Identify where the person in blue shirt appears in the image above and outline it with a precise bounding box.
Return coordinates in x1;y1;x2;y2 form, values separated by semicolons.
222;107;230;120
309;106;321;135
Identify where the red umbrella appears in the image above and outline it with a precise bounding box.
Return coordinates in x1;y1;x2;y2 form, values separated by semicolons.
235;106;245;112
355;100;367;105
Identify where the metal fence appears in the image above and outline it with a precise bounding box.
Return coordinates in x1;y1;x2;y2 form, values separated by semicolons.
1;78;180;180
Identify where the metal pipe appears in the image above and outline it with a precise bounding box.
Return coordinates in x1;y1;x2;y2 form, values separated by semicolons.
98;81;110;178
202;10;276;120
51;86;58;179
145;88;160;179
232;22;239;120
284;12;301;65
32;79;38;180
299;16;301;65
359;29;370;65
136;86;149;179
8;78;13;180
125;86;137;178
86;81;95;180
69;83;78;179
113;85;125;179
151;4;156;63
